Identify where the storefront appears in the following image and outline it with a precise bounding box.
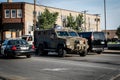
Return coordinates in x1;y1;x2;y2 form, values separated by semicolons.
1;23;24;40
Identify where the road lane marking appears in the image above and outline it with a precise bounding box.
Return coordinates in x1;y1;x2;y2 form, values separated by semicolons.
41;68;69;71
32;57;118;70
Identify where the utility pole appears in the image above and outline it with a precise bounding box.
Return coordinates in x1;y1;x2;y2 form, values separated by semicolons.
82;10;88;32
33;0;36;31
95;14;100;31
104;0;107;39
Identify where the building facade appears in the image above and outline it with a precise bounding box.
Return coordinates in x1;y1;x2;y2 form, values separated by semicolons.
0;1;101;40
102;30;118;39
0;2;25;40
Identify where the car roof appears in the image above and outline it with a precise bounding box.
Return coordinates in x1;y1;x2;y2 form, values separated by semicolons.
5;38;23;41
78;31;104;33
22;35;32;37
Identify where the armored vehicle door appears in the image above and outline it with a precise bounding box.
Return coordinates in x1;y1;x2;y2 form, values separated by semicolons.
49;32;58;49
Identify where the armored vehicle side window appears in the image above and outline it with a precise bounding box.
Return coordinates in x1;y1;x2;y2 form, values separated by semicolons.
78;32;91;38
57;31;69;37
69;31;78;37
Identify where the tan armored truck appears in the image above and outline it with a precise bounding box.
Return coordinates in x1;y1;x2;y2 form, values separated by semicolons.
34;27;89;57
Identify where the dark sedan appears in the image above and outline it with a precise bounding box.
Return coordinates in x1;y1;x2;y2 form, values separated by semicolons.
1;38;35;58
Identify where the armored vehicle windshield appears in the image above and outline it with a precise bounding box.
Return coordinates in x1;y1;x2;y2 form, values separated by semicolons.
68;31;78;37
56;31;69;37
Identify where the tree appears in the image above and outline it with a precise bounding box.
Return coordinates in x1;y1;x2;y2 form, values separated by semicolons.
116;25;120;38
66;13;76;29
37;8;58;29
66;13;84;31
76;14;84;31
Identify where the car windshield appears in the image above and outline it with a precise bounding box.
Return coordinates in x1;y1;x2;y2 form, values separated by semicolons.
57;31;69;37
8;39;28;45
22;36;33;41
68;31;78;37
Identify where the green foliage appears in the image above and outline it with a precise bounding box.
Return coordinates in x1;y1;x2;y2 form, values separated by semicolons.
37;8;58;29
76;14;84;30
116;25;120;38
66;13;76;29
66;13;84;31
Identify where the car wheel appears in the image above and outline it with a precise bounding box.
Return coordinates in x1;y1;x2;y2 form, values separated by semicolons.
96;51;102;54
4;53;8;57
79;50;87;57
26;54;31;58
43;51;48;55
58;47;66;57
4;53;12;58
4;50;9;57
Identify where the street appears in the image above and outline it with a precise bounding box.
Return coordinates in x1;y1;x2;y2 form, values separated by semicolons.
0;51;120;80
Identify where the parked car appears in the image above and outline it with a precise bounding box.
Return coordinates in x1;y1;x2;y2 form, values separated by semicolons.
78;32;107;54
21;35;33;45
0;38;35;58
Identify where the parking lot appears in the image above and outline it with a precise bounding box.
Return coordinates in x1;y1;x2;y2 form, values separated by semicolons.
0;50;120;80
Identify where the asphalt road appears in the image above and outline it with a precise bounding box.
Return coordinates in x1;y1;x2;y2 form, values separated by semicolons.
0;51;120;80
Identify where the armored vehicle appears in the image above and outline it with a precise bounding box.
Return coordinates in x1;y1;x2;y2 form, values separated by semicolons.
34;27;89;57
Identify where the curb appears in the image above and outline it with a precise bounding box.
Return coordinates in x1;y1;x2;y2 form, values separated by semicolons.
103;50;120;54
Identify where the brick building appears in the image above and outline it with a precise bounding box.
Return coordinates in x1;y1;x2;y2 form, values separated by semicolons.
102;30;118;39
0;1;25;40
0;0;101;40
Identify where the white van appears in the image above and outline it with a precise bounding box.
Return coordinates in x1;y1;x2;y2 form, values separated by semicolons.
21;35;33;45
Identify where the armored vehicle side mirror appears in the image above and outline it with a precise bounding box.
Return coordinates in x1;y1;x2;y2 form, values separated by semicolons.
50;33;55;39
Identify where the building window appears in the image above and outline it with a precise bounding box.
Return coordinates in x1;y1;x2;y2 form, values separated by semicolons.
11;9;16;18
38;11;41;16
17;9;22;18
5;9;10;18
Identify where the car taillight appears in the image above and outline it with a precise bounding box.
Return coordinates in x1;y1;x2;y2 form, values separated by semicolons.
91;35;94;40
32;45;35;49
11;46;17;51
32;42;34;45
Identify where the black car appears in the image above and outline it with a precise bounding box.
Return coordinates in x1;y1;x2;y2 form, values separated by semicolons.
78;32;107;54
0;38;35;58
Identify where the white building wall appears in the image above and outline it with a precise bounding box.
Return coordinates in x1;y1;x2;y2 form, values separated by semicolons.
25;3;101;36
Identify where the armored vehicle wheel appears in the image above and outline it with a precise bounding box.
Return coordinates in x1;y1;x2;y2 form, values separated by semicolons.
37;45;48;56
79;50;87;57
37;45;44;56
57;47;66;57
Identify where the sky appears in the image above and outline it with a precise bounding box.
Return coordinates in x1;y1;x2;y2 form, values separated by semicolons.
0;0;120;30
